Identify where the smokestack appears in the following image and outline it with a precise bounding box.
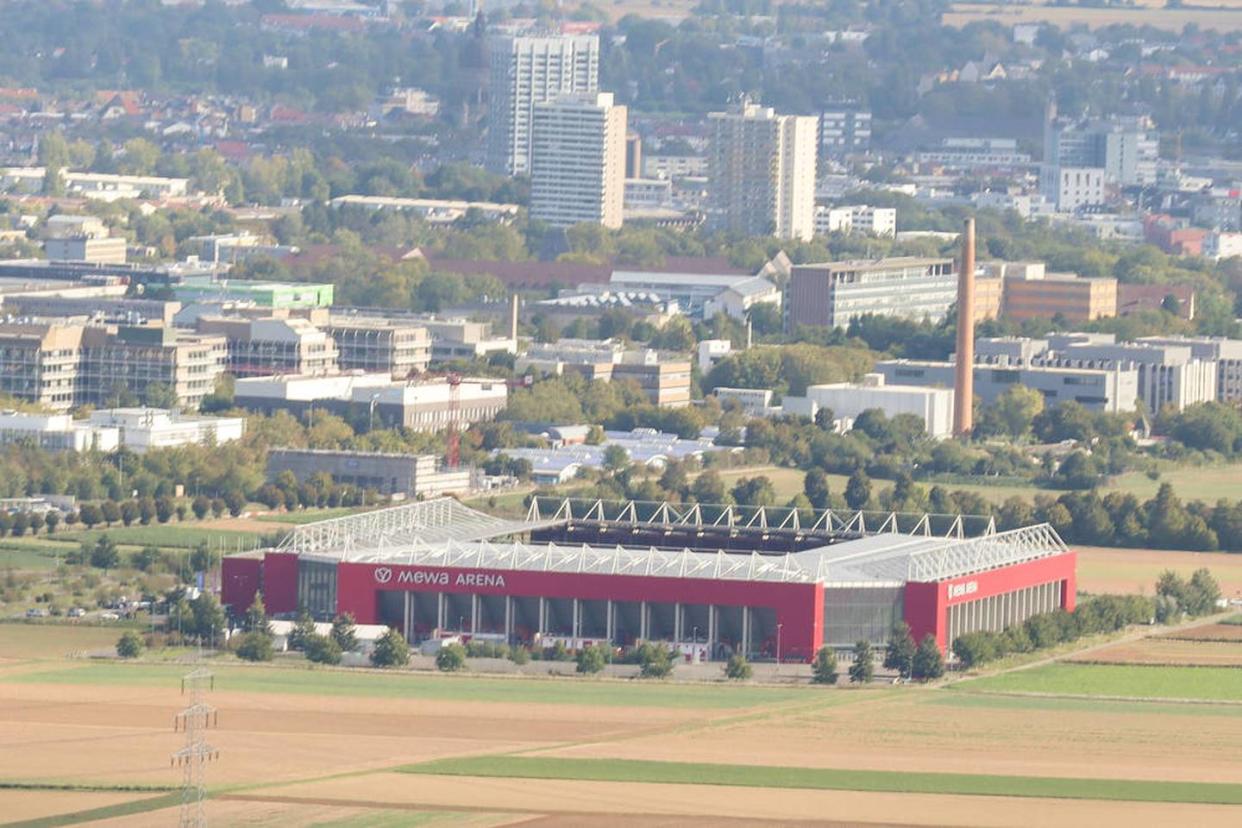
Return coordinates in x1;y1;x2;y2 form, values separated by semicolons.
509;293;520;343
954;218;976;438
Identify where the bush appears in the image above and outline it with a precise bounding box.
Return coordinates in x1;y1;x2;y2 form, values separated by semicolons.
546;640;572;661
724;653;753;681
576;643;608;674
235;631;274;662
952;631;1002;668
436;642;467;672
370;628;410;668
304;633;342;665
465;640;509;659
116;630;143;659
636;642;674;678
330;613;357;652
811;646;838;685
509;645;530;665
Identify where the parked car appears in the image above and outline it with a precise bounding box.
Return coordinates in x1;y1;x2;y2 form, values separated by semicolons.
67;607;85;618
99;611;120;621
25;607;48;618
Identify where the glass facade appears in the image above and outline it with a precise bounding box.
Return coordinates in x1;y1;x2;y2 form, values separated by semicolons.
297;560;337;620
823;585;904;647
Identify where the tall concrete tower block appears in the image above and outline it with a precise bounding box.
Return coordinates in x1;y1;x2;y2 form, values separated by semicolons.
954;218;976;437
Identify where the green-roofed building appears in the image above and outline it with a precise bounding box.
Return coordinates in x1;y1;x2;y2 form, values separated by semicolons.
174;277;334;309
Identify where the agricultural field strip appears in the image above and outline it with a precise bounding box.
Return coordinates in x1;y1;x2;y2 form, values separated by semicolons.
396;755;1242;804
955;662;1242;703
3;791;183;828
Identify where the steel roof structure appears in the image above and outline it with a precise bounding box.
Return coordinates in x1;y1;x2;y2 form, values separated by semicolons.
283;497;1068;586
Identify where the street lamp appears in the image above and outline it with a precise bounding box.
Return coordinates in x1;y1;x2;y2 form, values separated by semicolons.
776;623;783;672
458;615;465;634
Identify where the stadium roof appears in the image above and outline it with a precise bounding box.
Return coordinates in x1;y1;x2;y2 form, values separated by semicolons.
278;497;1069;586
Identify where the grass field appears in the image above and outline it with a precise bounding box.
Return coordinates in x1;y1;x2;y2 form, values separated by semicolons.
958;662;1242;702
401;755;1242;804
8;661;810;709
58;525;263;550
258;507;375;526
1068;636;1242;667
0;623;133;660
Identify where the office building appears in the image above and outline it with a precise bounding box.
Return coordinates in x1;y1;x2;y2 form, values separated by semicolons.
87;408;245;453
1137;336;1242;403
785;257;957;331
1002;273;1117;323
0;411;119;453
0;322;227;412
487;34;600;176
814;205;896;238
322;317;431;377
708;102;818;241
196;316;339;378
613;352;692;408
1040;334;1217;413
233;373;508;431
517;340;691;408
267;449;473;498
1044;111;1158;187
1040;166;1106;212
820;106;872;156
875;359;1140;414
530;92;627;229
44;235;128;264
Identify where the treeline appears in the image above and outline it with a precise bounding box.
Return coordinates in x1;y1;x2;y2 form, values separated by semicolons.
953;570;1221;668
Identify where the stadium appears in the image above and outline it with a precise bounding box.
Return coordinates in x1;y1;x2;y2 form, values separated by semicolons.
222;497;1077;660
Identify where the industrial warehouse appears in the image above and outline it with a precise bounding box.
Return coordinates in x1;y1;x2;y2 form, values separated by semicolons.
222;497;1077;660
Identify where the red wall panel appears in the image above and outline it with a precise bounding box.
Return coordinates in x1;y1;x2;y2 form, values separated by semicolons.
221;557;262;614
262;552;301;615
335;561;824;660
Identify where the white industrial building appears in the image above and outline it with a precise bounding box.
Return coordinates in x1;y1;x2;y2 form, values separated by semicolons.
787;375;955;438
87;408;245;453
0;411;119;453
814;205;896;238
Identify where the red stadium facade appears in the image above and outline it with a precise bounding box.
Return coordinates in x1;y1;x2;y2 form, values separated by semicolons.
222;498;1077;660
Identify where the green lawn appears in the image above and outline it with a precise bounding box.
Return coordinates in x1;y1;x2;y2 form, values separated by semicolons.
400;755;1242;805
59;525;262;550
0;623;138;660
927;689;1242;718
6;662;811;709
259;507;373;526
956;663;1242;702
1107;463;1242;504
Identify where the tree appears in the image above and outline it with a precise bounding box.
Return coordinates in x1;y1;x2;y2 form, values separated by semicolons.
138;497;156;525
244;592;270;635
370;628;411;668
210;498;225;518
845;470;872;510
155;497;174;524
637;642;674;678
79;503;101;529
224;489;246;517
436;642;467;671
576;643;608;674
44;511;60;534
331;613;357;652
192;495;210;520
883;622;916;678
603;444;630;472
101;500;121;526
724;653;753;680
304;633;343;665
804;468;831;510
120;500;139;526
811;646;839;685
133;545;160;572
911;635;945;681
690;470;728;503
288;609;316;651
190;592;226;646
90;535;120;570
990;385;1044;438
952;631;1001;668
235;631;274;662
116;631;144;659
10;512;29;537
848;640;874;684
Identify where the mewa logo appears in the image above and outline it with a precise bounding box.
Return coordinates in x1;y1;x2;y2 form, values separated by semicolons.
373;567;506;588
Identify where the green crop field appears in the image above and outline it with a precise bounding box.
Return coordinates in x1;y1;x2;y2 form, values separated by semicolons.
59;525;262;550
401;755;1242;804
957;663;1242;702
0;623;132;661
8;661;812;709
259;507;374;525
